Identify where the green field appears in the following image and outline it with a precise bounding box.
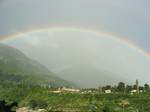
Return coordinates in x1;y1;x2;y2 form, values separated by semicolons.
1;83;150;112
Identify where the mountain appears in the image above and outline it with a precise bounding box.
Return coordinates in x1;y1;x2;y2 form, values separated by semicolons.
55;65;130;88
0;43;73;87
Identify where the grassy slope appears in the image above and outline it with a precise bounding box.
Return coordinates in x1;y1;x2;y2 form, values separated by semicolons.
0;43;74;87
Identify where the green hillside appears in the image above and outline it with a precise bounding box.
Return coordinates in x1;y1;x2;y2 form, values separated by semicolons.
0;43;73;87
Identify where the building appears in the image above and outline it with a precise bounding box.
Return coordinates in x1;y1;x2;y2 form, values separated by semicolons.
130;89;137;94
104;90;112;94
62;87;80;92
52;87;80;93
52;90;62;93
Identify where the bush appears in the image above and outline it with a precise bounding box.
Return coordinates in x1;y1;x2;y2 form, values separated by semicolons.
29;99;48;109
102;105;111;112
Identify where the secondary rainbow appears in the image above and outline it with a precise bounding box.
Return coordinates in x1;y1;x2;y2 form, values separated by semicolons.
0;26;149;59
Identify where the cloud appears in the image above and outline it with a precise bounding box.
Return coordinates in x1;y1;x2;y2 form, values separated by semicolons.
0;0;150;52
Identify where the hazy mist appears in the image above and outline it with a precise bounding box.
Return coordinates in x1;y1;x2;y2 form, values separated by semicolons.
3;29;150;87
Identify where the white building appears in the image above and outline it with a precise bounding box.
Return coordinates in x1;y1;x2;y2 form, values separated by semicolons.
139;90;143;93
53;87;80;93
104;90;112;94
52;90;62;93
62;87;80;92
130;90;137;95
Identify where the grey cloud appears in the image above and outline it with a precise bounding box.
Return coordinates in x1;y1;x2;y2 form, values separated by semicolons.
0;0;150;52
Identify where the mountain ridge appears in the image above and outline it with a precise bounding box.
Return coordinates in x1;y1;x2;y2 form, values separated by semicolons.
0;43;74;88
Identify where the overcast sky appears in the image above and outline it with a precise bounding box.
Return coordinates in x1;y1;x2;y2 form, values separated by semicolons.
3;29;150;87
0;0;150;87
0;0;150;52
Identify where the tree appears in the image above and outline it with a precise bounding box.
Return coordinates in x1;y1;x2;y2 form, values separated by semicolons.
29;99;47;109
102;85;111;92
117;82;125;93
126;85;132;93
105;85;111;90
144;84;150;91
0;100;18;112
139;86;144;91
102;105;111;112
133;85;137;90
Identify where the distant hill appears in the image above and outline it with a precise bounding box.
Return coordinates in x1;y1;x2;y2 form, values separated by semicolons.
55;65;130;88
0;43;74;87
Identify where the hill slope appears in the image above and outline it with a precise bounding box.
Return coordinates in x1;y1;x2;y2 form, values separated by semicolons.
0;43;73;87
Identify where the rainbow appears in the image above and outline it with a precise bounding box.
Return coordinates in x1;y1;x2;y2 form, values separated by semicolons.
0;26;149;59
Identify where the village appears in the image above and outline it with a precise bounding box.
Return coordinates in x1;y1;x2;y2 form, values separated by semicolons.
51;80;149;95
14;80;150;112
